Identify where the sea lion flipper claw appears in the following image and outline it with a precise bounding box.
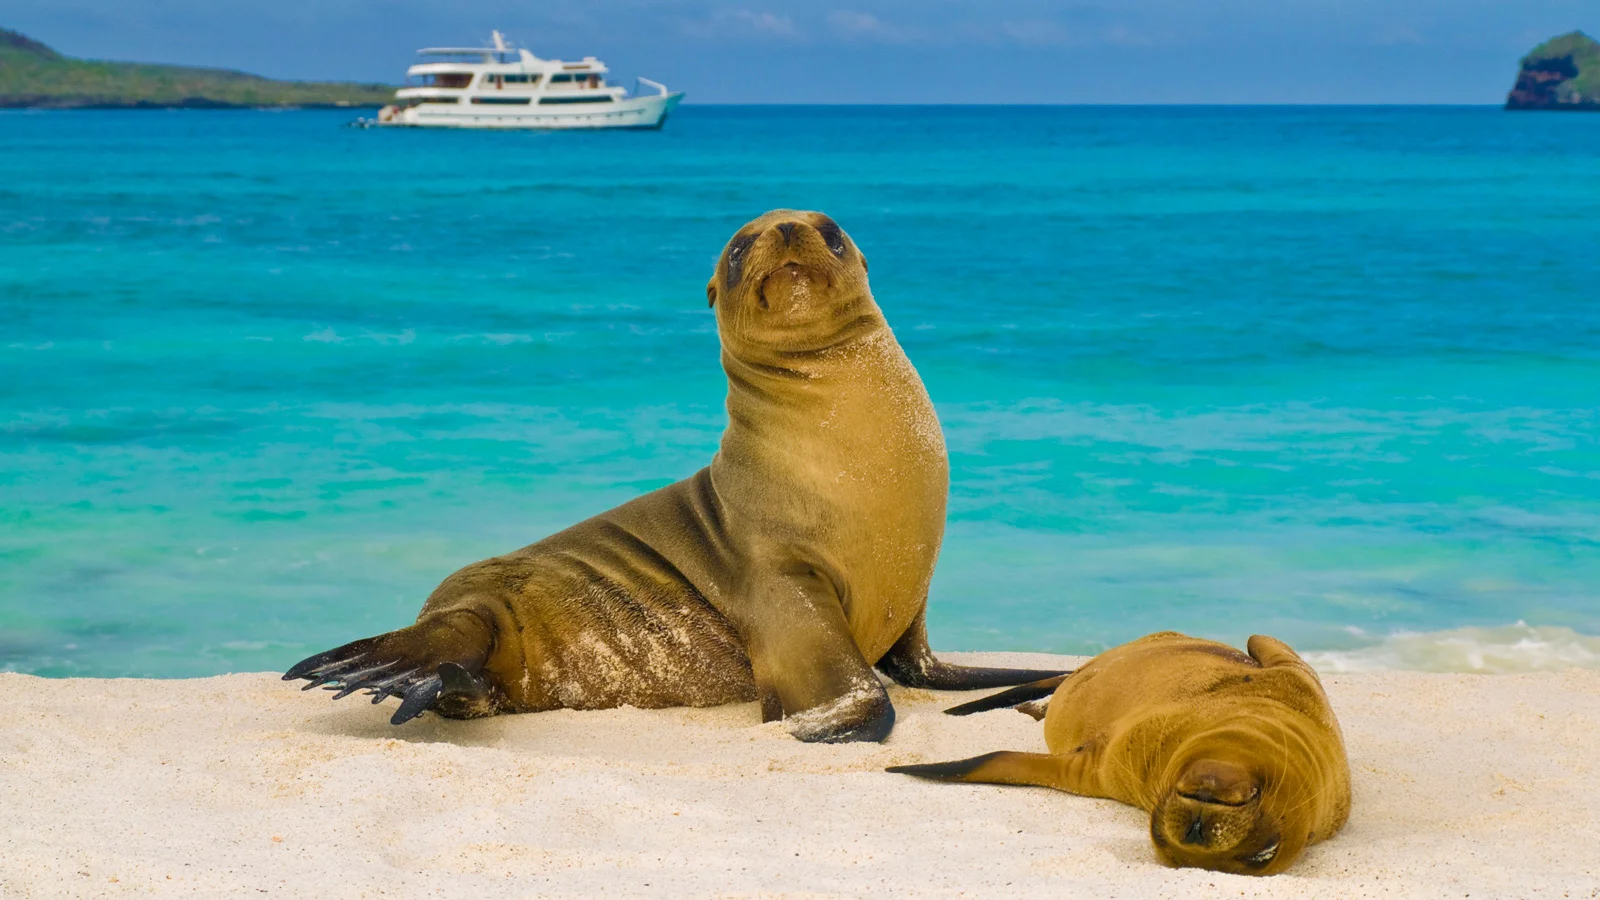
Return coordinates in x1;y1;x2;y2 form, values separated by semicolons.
283;645;368;682
391;675;444;726
284;608;495;723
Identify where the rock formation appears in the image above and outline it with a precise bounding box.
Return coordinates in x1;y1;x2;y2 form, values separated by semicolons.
1506;31;1600;111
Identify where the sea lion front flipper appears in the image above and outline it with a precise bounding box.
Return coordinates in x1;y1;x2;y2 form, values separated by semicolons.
283;607;495;725
941;674;1071;717
741;571;894;744
887;751;1070;789
876;611;1070;691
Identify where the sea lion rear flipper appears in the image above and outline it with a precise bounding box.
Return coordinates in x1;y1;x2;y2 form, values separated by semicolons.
887;751;1070;789
1014;698;1051;721
283;608;495;725
941;674;1071;716
876;611;1070;691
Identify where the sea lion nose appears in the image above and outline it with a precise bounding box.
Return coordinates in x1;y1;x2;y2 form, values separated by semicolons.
1183;816;1206;845
776;222;798;246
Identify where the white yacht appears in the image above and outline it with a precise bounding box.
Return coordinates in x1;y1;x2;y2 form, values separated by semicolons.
372;31;682;130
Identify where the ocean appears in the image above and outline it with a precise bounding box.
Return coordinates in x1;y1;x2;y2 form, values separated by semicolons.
2;105;1598;679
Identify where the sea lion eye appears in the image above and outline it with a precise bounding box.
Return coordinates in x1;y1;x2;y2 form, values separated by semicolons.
725;233;757;287
815;220;848;259
1243;841;1279;865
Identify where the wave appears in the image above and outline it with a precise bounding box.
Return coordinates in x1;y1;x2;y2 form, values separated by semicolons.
1303;622;1600;674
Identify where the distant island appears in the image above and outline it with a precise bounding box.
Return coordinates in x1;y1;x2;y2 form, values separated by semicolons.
0;27;392;109
1506;31;1600;110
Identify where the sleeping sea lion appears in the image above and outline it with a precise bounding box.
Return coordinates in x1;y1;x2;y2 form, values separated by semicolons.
888;632;1351;874
284;209;1063;742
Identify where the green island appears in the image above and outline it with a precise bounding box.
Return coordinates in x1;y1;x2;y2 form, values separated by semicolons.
0;27;393;109
1506;31;1600;110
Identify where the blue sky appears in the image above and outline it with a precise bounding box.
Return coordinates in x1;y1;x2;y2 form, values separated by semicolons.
2;0;1593;103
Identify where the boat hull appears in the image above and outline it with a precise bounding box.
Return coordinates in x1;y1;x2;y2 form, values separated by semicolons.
378;92;682;130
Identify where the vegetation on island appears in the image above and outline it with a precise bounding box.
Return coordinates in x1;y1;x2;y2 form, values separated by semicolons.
0;27;393;109
1506;31;1600;110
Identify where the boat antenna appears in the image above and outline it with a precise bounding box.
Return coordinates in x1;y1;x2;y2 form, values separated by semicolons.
492;30;509;52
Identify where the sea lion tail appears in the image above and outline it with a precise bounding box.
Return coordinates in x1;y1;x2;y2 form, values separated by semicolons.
942;674;1070;716
282;608;495;725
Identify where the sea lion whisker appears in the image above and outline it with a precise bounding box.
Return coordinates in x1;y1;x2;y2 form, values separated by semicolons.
1276;776;1319;819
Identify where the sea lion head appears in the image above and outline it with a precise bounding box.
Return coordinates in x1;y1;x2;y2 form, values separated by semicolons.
707;209;876;356
1148;739;1316;876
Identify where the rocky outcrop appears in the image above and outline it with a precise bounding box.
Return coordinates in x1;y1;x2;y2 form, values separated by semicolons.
1506;31;1600;110
0;26;391;109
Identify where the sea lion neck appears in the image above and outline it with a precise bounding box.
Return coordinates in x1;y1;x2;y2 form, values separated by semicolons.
718;307;890;384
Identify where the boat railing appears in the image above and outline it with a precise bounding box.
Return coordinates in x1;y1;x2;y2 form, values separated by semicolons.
636;77;669;97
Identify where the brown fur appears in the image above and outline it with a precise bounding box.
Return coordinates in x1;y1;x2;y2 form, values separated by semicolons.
890;632;1352;874
286;210;1062;741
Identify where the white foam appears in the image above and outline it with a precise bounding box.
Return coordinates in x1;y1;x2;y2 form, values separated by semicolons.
1303;621;1600;674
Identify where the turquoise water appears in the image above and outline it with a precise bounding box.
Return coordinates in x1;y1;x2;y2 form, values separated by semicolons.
3;106;1599;678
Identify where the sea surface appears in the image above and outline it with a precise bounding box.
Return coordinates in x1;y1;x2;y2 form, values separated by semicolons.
3;106;1599;679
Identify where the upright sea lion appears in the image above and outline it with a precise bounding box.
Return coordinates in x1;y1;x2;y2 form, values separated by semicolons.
285;209;1062;742
888;632;1351;874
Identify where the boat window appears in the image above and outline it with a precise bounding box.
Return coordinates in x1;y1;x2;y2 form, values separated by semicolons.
539;95;614;104
504;74;533;84
549;73;601;87
420;96;460;104
426;73;472;89
471;97;532;105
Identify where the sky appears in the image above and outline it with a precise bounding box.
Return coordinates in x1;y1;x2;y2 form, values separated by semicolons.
2;0;1594;103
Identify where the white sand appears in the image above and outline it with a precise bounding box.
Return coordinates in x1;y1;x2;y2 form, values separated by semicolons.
3;652;1599;899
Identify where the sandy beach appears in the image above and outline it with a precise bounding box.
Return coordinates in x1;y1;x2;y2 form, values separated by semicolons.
3;651;1598;899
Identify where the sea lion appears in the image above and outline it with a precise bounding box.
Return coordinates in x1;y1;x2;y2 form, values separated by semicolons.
888;632;1351;874
284;209;1063;742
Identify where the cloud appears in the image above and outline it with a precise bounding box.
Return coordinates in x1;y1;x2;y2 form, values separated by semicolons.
679;9;802;41
964;18;1161;50
1101;24;1156;47
1372;23;1424;46
997;19;1075;47
826;10;923;44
